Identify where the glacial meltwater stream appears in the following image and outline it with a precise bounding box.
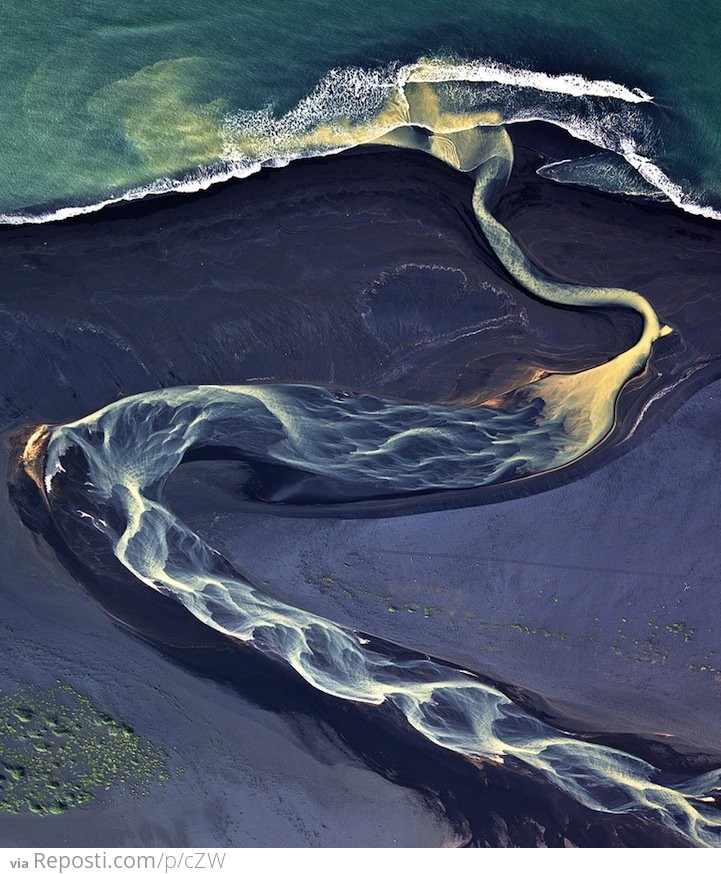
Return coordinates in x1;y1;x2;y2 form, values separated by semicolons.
17;102;721;846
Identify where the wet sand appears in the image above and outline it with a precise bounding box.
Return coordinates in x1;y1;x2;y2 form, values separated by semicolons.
166;378;721;761
3;130;721;844
0;448;465;848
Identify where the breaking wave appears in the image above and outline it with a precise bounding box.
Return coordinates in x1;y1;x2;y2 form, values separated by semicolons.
2;56;719;225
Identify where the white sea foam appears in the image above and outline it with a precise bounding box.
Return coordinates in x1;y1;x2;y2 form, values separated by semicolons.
506;113;721;220
0;162;253;225
2;56;719;225
619;141;721;220
403;56;654;104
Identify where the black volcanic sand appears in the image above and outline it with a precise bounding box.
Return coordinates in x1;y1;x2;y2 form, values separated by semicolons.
2;142;721;511
0;144;645;432
166;378;721;762
7;440;694;848
4;130;721;844
1;440;465;848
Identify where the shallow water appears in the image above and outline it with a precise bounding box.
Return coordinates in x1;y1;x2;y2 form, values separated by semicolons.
3;0;721;219
11;135;720;846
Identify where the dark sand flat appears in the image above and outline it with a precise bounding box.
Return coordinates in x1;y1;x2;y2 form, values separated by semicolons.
168;377;721;759
3;135;721;845
0;453;462;848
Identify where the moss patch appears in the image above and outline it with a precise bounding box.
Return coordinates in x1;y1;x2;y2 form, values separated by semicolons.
0;680;169;815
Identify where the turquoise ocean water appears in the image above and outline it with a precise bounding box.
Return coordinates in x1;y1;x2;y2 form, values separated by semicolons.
2;0;721;220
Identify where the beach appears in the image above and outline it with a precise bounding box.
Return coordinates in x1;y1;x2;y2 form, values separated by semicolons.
3;132;721;844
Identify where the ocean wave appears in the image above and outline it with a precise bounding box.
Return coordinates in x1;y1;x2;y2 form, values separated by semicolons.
0;163;245;226
1;55;719;226
515;113;721;220
536;154;668;200
403;56;654;103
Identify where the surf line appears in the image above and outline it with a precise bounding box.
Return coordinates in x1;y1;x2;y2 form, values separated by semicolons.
7;56;721;225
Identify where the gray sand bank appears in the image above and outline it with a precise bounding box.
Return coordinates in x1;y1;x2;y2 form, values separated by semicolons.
169;379;721;758
0;449;460;847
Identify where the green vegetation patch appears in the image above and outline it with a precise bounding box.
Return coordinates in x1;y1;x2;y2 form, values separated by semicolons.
0;680;169;815
665;621;695;644
509;623;569;641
